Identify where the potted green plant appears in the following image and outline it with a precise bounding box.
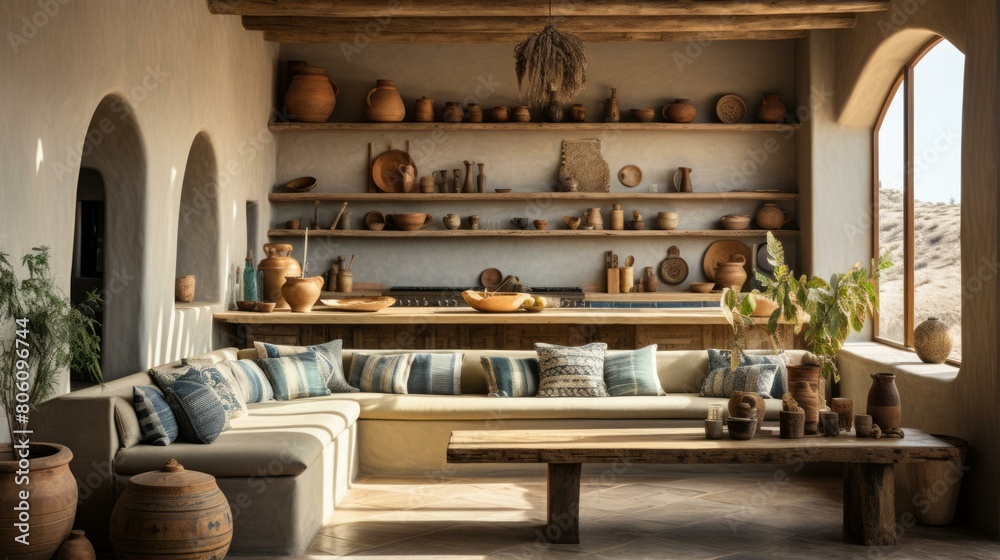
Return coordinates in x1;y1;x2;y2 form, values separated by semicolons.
721;233;891;433
0;246;102;558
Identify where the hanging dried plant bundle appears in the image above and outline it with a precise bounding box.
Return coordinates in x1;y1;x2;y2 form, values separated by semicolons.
514;24;587;107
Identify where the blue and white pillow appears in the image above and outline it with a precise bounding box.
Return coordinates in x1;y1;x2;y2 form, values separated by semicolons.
535;343;609;398
226;359;274;403
707;349;787;398
151;365;243;428
255;339;356;393
163;369;227;444
133;385;179;446
481;356;539;397
407;353;463;395
349;353;414;394
258;354;331;400
700;364;780;398
604;345;664;396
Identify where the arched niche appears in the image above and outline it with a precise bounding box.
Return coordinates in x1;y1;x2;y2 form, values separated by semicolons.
78;95;147;379
175;132;221;303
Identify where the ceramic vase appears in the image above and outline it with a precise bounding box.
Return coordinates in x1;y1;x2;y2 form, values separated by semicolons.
465;103;483;123
55;531;96;560
285;72;339;123
757;93;788;123
442;102;464;123
0;443;76;560
663;98;697;123
642;266;658;292
258;243;302;309
414;97;435;122
477;163;486;193
673;167;694;192
609;203;624;230
867;373;901;430
788;364;822;434
491;106;510;122
365;79;405;122
914;317;953;363
512;106;531;122
443;214;461;230
603;88;620;123
175;275;195;303
545;95;564;123
280;276;324;313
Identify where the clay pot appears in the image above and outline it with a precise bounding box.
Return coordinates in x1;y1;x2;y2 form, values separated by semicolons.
656;211;679;230
779;410;805;439
419;175;436;193
584;208;603;229
365;79;405;122
788;365;822;434
280;276;324;313
727;417;756;440
442;102;464;123
672;167;693;192
465;103;483;123
704;419;724;439
512;106;531;122
663;98;697;123
491;106;510;122
855;414;873;438
175;275;195;303
914;317;953;363
609;204;624;230
757;93;788;123
0;443;77;560
642;266;659;293
755;203;794;230
867;373;901;431
721;214;752;230
259;243;302;309
714;255;748;291
533;219;548;230
630;108;655;122
414;97;435;122
831;397;854;431
110;460;232;560
285;72;339;123
569;104;587;122
820;411;841;437
545;99;564;123
56;530;96;560
443;214;461;230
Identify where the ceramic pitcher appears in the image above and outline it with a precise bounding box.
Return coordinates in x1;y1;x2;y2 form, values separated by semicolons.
673;167;693;192
365;79;405;122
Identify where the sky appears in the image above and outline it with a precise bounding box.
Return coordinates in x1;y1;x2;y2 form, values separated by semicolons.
878;39;964;204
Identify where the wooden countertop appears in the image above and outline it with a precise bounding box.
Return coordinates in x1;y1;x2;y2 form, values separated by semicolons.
213;307;754;325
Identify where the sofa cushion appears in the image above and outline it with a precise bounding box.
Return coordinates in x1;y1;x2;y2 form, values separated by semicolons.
707;348;787;398
407;353;463;395
114;396;142;448
259;354;331;400
115;398;361;477
349;353;414;394
256;339;356;393
605;345;664;396
165;369;227;444
133;386;179;446
700;364;780;398
481;357;539;397
535;343;609;398
227;359;274;403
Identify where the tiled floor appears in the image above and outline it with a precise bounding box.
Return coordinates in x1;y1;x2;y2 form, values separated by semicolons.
246;466;1000;559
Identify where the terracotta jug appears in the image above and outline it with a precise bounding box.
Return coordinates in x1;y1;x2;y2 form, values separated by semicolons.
714;254;747;291
672;167;693;192
280;276;325;313
757;93;788;123
788;365;822;434
755;203;793;230
442;102;464;123
867;373;901;430
398;164;416;192
365;79;405;122
285;71;339;123
603;88;620;123
414;97;435;122
259;243;302;309
56;530;96;560
663;98;697;123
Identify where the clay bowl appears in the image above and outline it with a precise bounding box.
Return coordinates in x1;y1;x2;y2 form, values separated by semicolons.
721;214;752;230
494;188;512;194
690;282;716;293
368;222;385;231
462;290;532;313
236;300;256;312
727;417;757;440
285;176;317;192
631;108;656;123
255;301;276;313
533;219;548;230
387;212;432;231
562;216;582;230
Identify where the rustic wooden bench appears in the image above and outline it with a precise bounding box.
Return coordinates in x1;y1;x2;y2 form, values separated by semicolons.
447;427;960;546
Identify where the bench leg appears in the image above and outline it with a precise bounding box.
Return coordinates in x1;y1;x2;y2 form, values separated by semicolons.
843;463;896;545
545;463;581;544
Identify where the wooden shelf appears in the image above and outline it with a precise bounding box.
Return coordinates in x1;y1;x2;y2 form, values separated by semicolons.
268;121;801;133
269;191;799;203
268;228;800;238
584;292;724;303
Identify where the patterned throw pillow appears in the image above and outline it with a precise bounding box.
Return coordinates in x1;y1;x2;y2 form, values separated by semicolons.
604;345;665;396
258;354;331;400
535;343;609;398
707;349;787;398
133;385;179;446
151;365;244;428
255;340;356;393
163;369;227;444
481;356;539;397
700;364;780;398
226;359;274;403
407;353;463;395
349;353;414;394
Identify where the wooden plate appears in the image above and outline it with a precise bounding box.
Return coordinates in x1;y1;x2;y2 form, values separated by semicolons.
364;211;385;228
659;246;689;284
617;165;642;188
319;297;396;312
371;149;417;193
716;94;747;124
480;268;503;290
703;240;752;281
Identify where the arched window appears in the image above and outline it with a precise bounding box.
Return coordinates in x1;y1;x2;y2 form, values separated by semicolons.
874;37;963;363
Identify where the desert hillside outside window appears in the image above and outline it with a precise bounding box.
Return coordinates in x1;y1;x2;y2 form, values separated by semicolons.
875;37;963;363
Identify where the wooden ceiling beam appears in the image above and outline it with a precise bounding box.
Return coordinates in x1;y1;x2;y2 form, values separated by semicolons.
262;29;809;44
210;0;888;18
242;14;855;35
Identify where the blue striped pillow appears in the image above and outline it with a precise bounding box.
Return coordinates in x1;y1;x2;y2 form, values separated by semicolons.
163;369;227;444
700;364;779;398
255;339;356;393
227;359;274;403
481;357;539;397
349;353;414;394
604;345;665;396
258;354;331;400
407;353;463;395
707;349;787;398
133;385;179;446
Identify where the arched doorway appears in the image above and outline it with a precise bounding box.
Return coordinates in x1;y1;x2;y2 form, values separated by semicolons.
78;95;147;379
176;132;221;303
70;167;105;382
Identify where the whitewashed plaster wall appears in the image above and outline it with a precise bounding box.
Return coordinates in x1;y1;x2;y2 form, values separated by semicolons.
0;0;277;383
275;41;799;289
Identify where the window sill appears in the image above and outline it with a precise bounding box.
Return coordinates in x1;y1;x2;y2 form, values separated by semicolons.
839;342;958;382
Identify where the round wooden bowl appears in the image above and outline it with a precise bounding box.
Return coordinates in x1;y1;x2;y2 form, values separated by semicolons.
236;300;256;311
690;282;715;293
462;290;532;312
284;176;317;192
721;214;751;230
255;301;276;313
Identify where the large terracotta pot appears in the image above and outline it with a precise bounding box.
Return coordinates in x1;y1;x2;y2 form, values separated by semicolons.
867;372;901;430
280;276;325;313
110;460;232;560
285;72;339;123
788;365;822;434
259;243;301;309
0;443;77;560
55;530;96;560
714;254;748;291
365;79;406;122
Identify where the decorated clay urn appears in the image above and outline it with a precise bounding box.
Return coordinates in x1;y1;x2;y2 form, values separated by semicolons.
365;79;406;122
258;243;302;309
0;443;76;560
284;67;339;123
914;317;953;363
